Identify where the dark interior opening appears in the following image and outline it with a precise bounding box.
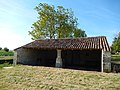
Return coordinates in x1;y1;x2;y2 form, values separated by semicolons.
62;50;101;71
29;49;101;71
36;50;57;67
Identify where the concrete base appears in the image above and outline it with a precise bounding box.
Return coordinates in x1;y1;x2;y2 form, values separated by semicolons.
56;57;62;68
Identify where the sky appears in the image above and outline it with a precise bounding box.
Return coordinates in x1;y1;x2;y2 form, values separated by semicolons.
0;0;120;50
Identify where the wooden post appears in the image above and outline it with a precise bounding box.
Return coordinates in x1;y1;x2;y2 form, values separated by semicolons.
56;49;62;68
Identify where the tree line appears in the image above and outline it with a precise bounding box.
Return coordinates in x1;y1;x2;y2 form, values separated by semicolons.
0;47;9;52
111;32;120;53
0;47;14;56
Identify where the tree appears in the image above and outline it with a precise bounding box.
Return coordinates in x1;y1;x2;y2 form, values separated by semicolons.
0;47;2;50
111;32;120;52
74;28;87;38
4;47;9;52
29;3;87;40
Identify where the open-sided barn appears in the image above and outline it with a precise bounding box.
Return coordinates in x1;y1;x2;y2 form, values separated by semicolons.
14;36;111;72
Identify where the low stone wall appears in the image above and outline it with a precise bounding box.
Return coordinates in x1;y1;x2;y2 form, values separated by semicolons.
111;62;120;73
103;51;111;72
0;60;13;64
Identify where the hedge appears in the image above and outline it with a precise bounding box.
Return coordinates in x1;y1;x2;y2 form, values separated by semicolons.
0;50;14;56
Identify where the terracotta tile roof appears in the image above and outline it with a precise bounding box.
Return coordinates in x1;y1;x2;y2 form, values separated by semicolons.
15;36;111;51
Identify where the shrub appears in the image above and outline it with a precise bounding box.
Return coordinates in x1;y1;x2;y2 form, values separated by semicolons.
4;47;9;52
0;50;14;56
0;47;2;50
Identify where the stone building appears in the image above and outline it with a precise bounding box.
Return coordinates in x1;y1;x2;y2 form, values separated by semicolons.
14;36;111;72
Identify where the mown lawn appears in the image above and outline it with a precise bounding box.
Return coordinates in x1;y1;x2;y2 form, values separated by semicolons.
0;65;120;90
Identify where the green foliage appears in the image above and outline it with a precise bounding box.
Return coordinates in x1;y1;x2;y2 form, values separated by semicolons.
4;47;9;52
0;47;2;50
111;55;120;61
29;3;87;39
111;32;120;52
74;28;87;38
0;56;13;60
0;50;14;56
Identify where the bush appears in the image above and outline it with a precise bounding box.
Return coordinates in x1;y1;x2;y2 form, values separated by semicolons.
4;47;9;52
0;50;14;56
0;47;2;50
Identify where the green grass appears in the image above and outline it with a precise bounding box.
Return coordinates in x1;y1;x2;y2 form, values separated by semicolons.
0;65;120;90
111;55;120;62
0;63;13;69
0;56;13;60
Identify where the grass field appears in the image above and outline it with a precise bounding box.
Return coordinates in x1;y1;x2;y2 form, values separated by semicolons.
0;65;120;90
0;56;13;60
111;55;120;61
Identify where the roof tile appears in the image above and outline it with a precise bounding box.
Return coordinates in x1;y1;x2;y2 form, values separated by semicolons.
15;36;111;51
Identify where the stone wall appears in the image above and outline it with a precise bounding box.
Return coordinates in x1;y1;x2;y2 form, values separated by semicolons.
14;47;111;72
14;48;57;66
15;48;44;65
111;63;120;73
103;51;111;72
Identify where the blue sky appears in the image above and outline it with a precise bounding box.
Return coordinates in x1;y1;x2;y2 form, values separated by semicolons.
0;0;120;50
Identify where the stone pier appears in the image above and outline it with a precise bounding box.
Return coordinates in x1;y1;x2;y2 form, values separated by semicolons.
13;51;17;66
102;51;111;72
55;49;62;68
